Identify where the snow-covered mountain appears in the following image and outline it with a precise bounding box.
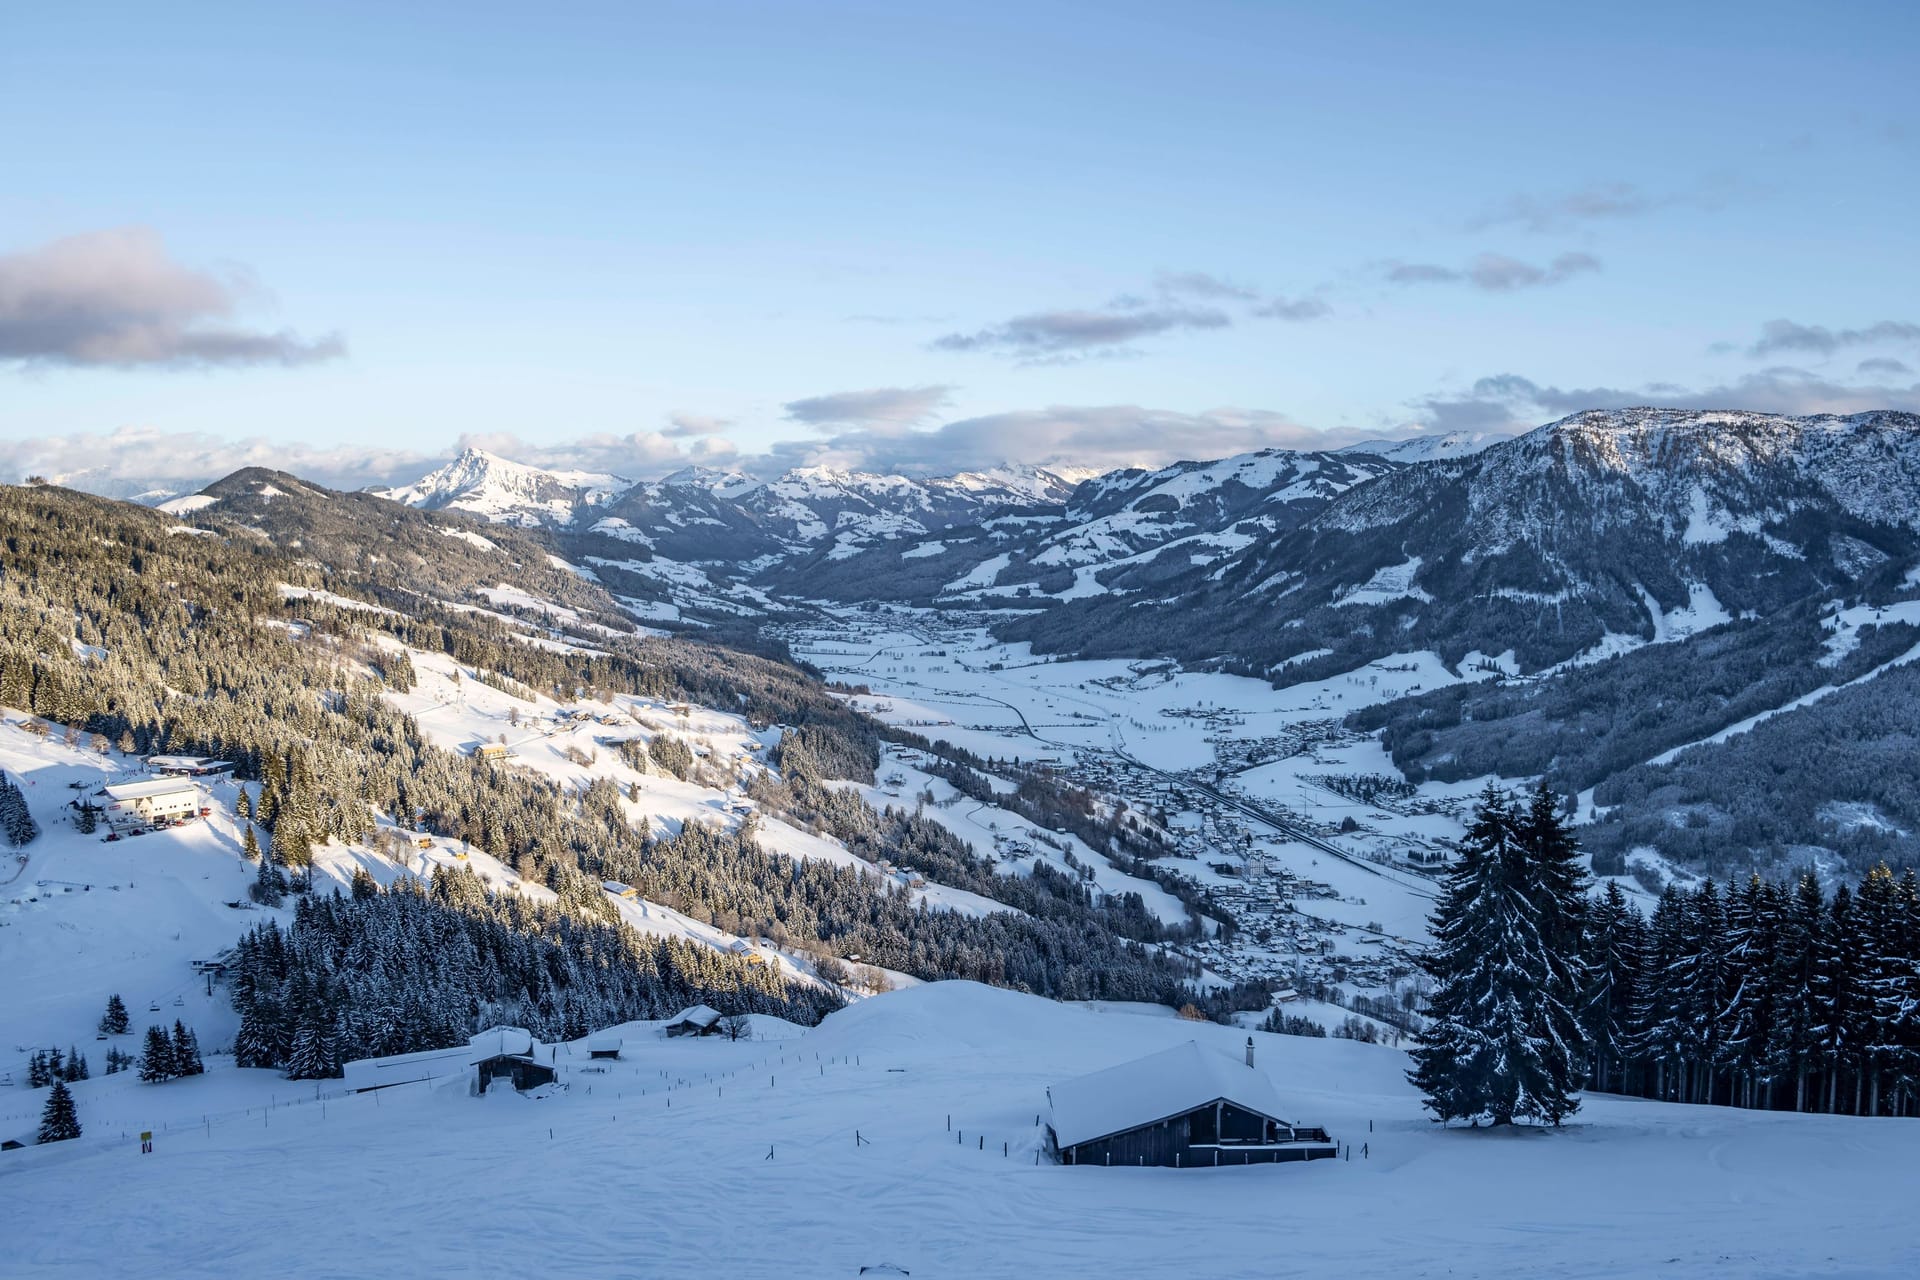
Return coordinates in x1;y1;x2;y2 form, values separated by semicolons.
376;447;632;527
1004;408;1920;676
374;453;1092;568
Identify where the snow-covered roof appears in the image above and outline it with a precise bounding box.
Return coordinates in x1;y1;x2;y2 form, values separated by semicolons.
468;1026;536;1059
586;1034;623;1052
667;1004;722;1028
1047;1041;1296;1150
103;778;199;801
341;1027;541;1092
146;755;210;769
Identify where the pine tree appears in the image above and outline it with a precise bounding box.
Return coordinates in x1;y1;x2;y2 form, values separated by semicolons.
1769;874;1826;1111
100;993;130;1035
1854;864;1912;1116
249;846;286;907
351;865;380;900
171;1021;205;1076
236;787;252;821
139;1024;177;1083
242;823;261;863
1581;880;1643;1093
64;1046;89;1082
37;1080;81;1144
1811;886;1869;1114
1514;781;1592;1090
28;1050;49;1089
1721;876;1781;1108
0;774;40;847
1632;887;1688;1101
1408;788;1583;1125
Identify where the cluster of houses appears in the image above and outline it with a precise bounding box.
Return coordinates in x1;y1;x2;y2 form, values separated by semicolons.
339;1007;731;1095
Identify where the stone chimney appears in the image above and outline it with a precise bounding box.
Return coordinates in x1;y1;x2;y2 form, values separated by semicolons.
1245;1036;1254;1069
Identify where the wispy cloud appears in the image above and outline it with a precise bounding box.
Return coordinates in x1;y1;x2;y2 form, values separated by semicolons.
663;412;733;438
1467;181;1654;232
933;307;1232;358
1152;270;1259;302
1385;252;1601;292
0;228;343;369
1748;318;1920;358
933;269;1326;362
782;385;955;427
1467;176;1751;233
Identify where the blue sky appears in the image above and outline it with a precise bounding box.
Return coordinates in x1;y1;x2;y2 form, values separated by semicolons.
3;0;1917;491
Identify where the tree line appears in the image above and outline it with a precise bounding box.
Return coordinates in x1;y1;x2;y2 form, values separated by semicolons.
1412;783;1920;1125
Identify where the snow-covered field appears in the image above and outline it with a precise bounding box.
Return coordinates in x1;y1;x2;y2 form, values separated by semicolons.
6;981;1915;1279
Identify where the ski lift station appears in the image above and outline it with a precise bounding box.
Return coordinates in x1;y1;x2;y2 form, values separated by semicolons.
1046;1040;1336;1168
101;778;202;828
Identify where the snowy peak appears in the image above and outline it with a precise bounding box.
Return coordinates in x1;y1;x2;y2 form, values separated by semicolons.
1339;430;1510;462
378;448;631;528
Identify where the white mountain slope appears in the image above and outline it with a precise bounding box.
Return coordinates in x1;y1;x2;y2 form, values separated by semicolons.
377;447;632;527
7;979;1916;1278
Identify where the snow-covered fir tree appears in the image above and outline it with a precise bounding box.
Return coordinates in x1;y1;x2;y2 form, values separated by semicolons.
138;1024;178;1083
99;993;130;1036
37;1080;80;1144
0;773;39;847
1408;787;1585;1126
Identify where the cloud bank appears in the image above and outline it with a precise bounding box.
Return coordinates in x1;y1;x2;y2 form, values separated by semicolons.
1413;367;1920;434
782;385;954;427
0;228;343;369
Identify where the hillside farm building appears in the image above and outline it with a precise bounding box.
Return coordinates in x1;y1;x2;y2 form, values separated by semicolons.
473;742;511;761
664;1005;724;1037
102;778;201;828
342;1027;555;1095
1047;1040;1335;1168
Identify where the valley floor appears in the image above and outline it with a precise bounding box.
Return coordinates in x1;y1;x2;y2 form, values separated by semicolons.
4;981;1914;1280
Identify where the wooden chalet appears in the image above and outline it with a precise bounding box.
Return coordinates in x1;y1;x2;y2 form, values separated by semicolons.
663;1004;724;1037
1047;1040;1335;1168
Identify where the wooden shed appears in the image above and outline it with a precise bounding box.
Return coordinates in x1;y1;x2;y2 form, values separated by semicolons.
663;1004;724;1037
1047;1040;1335;1168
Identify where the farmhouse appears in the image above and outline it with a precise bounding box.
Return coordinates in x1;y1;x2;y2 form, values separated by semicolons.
473;742;511;761
587;1034;623;1060
600;880;640;900
664;1005;724;1037
101;778;201;827
1046;1040;1335;1168
341;1026;555;1095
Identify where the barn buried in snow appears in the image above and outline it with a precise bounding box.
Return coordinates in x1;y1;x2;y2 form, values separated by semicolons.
1046;1040;1336;1168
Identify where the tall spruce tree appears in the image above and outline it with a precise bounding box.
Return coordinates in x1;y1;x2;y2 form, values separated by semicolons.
1769;874;1826;1111
171;1021;204;1076
1581;880;1642;1093
1409;787;1584;1125
138;1024;177;1082
1721;876;1781;1108
0;774;39;847
99;993;130;1035
38;1080;81;1144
